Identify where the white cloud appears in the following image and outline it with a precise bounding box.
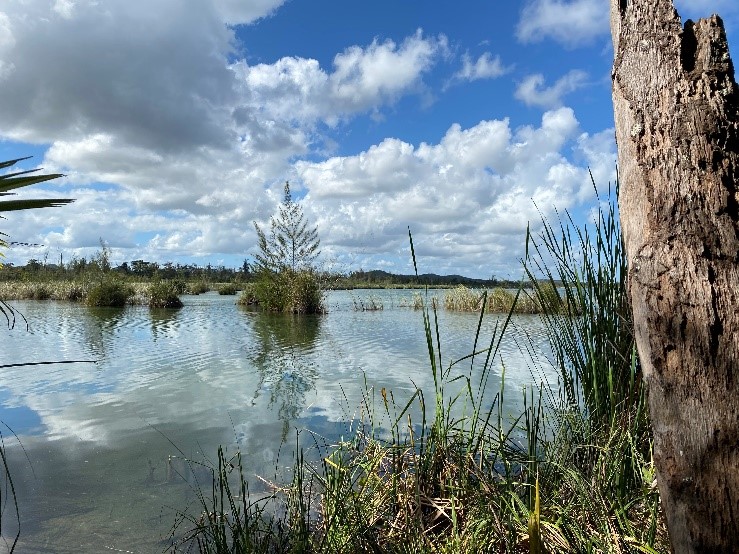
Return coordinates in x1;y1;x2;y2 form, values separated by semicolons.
446;52;512;89
295;108;615;276
52;0;76;19
233;29;447;125
516;0;609;48
515;70;588;108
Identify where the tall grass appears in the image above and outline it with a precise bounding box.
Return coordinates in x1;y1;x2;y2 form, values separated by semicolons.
523;175;649;491
172;185;665;553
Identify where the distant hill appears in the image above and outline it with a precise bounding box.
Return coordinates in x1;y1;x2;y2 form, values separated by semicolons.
334;269;525;289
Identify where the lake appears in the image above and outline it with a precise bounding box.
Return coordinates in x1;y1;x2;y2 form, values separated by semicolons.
0;289;555;552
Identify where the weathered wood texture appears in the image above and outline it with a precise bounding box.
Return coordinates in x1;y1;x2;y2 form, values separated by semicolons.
611;1;739;552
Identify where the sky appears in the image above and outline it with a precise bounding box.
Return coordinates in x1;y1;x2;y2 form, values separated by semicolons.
0;0;737;279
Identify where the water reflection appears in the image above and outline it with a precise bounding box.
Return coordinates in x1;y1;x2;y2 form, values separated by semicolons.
79;305;127;361
0;292;555;552
249;313;321;439
149;306;181;340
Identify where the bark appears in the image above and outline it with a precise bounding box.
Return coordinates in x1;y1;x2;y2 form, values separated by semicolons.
610;1;739;552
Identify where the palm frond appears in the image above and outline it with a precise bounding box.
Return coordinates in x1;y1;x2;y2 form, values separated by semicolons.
0;157;73;213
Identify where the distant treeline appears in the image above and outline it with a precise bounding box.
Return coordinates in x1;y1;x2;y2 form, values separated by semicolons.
1;258;534;288
0;258;252;283
330;269;526;289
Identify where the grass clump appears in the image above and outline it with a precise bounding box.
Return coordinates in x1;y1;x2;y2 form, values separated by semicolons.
217;283;239;295
148;280;183;308
443;285;484;311
252;270;324;314
443;285;578;315
186;281;210;295
236;284;257;306
86;279;133;307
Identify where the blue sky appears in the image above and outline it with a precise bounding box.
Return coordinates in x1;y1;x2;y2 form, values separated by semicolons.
1;0;737;278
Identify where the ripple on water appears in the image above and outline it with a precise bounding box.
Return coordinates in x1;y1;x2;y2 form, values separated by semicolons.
0;291;555;553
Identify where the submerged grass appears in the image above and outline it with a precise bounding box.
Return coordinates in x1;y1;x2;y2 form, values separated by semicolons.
351;294;384;311
172;185;665;553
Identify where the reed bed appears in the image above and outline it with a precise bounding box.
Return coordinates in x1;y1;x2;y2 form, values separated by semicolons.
399;291;431;310
0;280;87;301
217;283;239;295
0;279;184;308
442;285;578;315
173;187;666;553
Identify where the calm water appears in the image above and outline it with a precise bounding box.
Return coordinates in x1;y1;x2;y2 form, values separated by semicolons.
0;290;554;552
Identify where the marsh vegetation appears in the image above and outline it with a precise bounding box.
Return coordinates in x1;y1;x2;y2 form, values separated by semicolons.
173;194;665;553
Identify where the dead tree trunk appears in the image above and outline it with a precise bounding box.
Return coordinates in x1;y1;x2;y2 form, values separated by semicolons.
610;1;739;551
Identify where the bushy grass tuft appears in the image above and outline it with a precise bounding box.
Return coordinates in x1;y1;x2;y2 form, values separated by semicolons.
217;283;239;295
186;281;210;295
252;269;324;314
148;280;183;308
236;284;257;306
86;279;133;307
443;285;484;311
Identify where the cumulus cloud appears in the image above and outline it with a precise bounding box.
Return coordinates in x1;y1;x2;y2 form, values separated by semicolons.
516;0;736;50
515;70;588;108
516;0;609;48
447;52;512;88
296;108;615;277
233;30;447;125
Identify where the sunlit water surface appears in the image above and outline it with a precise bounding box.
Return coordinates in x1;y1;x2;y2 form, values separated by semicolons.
0;290;555;552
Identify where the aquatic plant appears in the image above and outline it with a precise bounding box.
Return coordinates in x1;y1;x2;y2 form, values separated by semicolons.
86;279;133;307
351;294;383;311
236;284;257;306
148;280;184;308
217;283;239;296
186;281;210;295
443;284;484;311
252;269;324;314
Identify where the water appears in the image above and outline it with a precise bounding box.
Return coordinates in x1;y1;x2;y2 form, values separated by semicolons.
0;290;554;552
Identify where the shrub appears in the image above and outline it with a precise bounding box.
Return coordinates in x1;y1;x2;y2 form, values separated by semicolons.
217;283;239;295
148;280;183;308
63;282;85;301
86;280;132;307
252;269;324;313
30;283;51;300
236;284;257;306
170;278;188;295
186;281;209;295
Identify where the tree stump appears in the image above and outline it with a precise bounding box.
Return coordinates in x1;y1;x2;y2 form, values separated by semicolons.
610;1;739;551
